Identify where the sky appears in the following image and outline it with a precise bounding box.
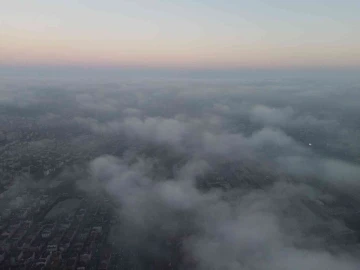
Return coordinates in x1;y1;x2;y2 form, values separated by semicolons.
1;0;360;70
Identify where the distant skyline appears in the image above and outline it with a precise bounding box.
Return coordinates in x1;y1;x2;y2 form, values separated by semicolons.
1;0;360;70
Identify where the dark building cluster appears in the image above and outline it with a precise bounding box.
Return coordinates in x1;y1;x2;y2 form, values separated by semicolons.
0;189;119;269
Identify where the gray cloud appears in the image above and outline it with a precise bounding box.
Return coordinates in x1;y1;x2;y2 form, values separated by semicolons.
76;110;360;192
83;155;360;270
251;105;294;126
75;93;119;113
123;117;188;146
2;77;360;269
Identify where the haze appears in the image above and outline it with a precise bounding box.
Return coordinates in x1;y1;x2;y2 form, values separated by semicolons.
1;0;360;70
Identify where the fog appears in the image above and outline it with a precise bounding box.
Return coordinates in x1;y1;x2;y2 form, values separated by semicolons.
1;73;360;269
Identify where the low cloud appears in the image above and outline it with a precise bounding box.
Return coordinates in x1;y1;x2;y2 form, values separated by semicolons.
123;117;188;146
83;155;360;270
251;105;294;126
2;77;360;269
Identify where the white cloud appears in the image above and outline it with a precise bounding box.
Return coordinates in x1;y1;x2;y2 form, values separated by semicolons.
83;155;360;270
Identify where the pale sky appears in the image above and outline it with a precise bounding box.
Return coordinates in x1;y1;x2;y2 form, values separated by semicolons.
1;0;359;69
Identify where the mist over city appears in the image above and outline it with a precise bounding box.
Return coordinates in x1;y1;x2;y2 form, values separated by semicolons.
0;72;360;269
1;1;360;269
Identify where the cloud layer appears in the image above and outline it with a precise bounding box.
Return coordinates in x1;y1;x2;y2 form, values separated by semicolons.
1;76;360;269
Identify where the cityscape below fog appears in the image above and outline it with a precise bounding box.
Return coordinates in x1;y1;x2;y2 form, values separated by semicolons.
1;1;360;268
1;76;360;269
